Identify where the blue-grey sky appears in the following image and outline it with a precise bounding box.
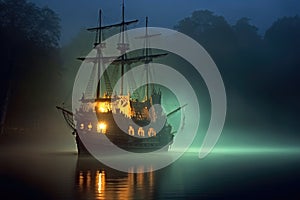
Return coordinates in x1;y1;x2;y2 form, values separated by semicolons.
30;0;300;45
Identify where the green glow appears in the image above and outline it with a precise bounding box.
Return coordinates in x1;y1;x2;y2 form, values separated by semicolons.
172;147;300;154
171;147;300;154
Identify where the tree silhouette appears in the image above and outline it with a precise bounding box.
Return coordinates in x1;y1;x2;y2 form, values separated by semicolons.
233;17;262;56
264;15;300;69
0;0;61;134
0;0;60;48
232;18;264;96
262;15;300;121
174;10;300;130
175;10;236;67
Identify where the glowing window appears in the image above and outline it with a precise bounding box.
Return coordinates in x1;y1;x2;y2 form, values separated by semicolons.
88;122;92;131
148;128;156;137
128;126;135;136
97;122;107;134
80;123;84;130
138;127;145;137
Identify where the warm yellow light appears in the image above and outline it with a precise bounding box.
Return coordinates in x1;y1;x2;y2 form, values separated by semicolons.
99;107;106;112
99;123;106;129
80;123;84;130
138;127;145;137
97;171;105;193
97;122;107;133
87;122;92;131
97;102;110;113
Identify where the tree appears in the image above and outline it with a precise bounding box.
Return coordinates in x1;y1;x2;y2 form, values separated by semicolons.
0;0;61;134
232;18;264;94
174;10;237;81
264;15;300;68
262;16;300;116
174;10;300;130
233;17;262;53
0;0;60;48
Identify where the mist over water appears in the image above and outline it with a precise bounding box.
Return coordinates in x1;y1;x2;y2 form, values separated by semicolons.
1;131;300;199
1;0;300;199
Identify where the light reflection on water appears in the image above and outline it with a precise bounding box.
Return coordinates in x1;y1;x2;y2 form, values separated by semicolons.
73;151;300;200
1;142;300;200
75;156;156;200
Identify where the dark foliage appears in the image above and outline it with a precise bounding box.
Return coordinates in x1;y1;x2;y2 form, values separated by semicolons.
175;11;300;129
0;0;61;132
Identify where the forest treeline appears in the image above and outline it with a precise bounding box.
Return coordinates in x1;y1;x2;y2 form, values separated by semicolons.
176;10;300;100
0;0;62;132
0;0;299;132
174;10;300;129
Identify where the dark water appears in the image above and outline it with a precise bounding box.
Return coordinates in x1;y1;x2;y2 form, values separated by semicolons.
1;137;300;200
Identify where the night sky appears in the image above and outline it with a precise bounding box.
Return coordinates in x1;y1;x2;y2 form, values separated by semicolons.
31;0;300;45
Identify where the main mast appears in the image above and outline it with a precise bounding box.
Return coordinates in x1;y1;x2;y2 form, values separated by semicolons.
145;17;150;100
119;0;127;95
96;9;103;99
85;0;138;98
82;1;168;101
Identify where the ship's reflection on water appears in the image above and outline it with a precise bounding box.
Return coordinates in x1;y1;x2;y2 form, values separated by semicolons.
2;140;300;199
75;156;155;200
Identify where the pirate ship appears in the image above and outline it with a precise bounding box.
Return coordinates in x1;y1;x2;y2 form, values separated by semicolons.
57;2;184;155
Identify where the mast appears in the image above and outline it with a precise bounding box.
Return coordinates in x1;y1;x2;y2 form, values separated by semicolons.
145;17;149;100
98;9;102;46
86;0;138;96
141;17;162;101
96;9;102;99
80;1;138;99
132;16;169;101
82;1;170;101
122;0;125;34
120;0;126;95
